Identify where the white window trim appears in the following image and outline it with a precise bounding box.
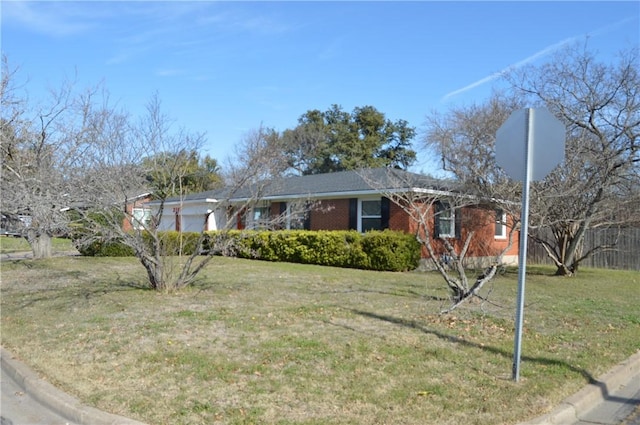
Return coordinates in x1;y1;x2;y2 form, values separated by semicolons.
131;207;151;230
495;210;507;239
286;203;306;230
437;202;455;238
358;198;382;233
249;204;270;230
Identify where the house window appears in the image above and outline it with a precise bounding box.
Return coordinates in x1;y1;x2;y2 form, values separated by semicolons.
435;201;455;238
131;208;151;230
495;209;507;239
251;206;270;229
360;199;382;232
286;205;307;230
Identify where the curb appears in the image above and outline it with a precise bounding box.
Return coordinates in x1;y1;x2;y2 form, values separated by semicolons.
516;350;640;425
1;347;148;425
2;345;638;425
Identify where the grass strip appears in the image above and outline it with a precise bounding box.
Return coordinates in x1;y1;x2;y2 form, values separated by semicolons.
1;257;638;424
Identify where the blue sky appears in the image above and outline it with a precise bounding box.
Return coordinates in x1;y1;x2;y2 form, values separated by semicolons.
2;1;638;172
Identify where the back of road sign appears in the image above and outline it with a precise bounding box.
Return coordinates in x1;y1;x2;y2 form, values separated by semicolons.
495;108;565;182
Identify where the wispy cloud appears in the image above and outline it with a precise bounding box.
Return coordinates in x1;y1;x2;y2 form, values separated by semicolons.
2;1;107;37
317;37;344;62
442;16;638;101
104;3;293;66
197;7;294;36
588;15;638;37
155;68;186;78
442;36;577;101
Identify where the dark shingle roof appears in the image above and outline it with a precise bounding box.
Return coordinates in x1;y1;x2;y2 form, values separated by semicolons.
255;168;451;198
160;168;458;204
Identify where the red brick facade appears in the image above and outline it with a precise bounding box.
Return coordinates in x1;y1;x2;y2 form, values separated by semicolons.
270;198;517;262
309;199;351;230
122;195;153;232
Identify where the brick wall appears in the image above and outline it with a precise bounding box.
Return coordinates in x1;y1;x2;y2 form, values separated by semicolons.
388;201;411;233
122;196;152;232
265;198;519;262
309;199;351;230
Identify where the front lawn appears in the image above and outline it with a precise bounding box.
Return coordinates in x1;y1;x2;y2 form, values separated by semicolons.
1;256;638;424
0;236;75;254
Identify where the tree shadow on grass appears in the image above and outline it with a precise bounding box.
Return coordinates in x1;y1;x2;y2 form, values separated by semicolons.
351;309;639;405
320;280;448;302
323;287;445;300
12;275;150;309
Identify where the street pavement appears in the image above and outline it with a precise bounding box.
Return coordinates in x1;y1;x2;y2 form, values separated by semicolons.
571;384;640;425
1;365;77;425
623;404;640;425
516;351;640;425
0;347;147;425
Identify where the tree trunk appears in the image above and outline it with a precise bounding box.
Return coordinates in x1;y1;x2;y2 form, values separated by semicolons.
28;232;52;259
138;254;163;291
553;226;586;276
554;264;573;276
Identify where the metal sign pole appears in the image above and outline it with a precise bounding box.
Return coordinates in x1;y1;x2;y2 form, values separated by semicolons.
496;107;564;382
512;108;534;382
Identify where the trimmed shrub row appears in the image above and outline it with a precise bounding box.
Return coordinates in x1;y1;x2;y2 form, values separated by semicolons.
76;239;136;257
75;231;202;257
78;229;421;272
207;229;421;272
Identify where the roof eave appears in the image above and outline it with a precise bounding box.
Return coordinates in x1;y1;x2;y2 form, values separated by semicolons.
225;187;457;202
148;198;219;206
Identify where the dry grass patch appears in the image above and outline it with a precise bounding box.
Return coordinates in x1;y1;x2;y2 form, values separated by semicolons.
0;236;75;254
1;256;638;424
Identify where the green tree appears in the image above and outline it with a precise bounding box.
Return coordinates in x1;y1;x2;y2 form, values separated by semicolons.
280;104;416;175
141;150;222;197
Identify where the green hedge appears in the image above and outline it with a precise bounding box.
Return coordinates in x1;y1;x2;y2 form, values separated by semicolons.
75;239;136;257
206;229;420;272
76;231;202;257
77;229;421;272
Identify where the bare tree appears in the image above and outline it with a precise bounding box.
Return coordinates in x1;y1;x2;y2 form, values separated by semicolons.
361;169;517;312
1;55;119;258
422;94;523;305
1;57;296;291
424;45;639;276
217;125;314;231
69;93;219;292
106;122;294;292
74;103;307;292
506;45;640;275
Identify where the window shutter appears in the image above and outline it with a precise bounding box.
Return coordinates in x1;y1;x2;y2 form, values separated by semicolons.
381;197;390;230
304;212;311;230
304;201;312;230
455;207;462;240
348;198;358;230
434;201;443;238
277;202;287;230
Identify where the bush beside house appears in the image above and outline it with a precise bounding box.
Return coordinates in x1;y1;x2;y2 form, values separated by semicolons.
75;231;202;257
209;229;420;271
78;229;421;272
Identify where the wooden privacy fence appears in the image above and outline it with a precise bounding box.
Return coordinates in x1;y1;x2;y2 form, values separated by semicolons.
527;227;640;271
